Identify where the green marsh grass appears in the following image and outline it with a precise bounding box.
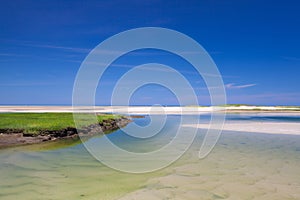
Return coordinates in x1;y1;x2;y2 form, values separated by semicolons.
0;113;120;134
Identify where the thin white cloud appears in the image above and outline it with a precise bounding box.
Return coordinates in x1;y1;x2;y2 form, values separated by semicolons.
16;40;225;57
225;83;256;89
2;39;92;54
22;43;91;53
0;81;58;87
0;53;27;57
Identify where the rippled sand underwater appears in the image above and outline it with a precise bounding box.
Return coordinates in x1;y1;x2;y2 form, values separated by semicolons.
0;115;299;200
119;130;300;200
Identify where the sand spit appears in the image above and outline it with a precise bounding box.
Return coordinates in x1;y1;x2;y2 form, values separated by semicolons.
182;122;300;135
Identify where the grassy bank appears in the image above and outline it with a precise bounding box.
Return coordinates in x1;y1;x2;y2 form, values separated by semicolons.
0;113;121;134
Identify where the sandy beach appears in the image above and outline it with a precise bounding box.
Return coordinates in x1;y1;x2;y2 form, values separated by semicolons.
0;106;215;114
0;105;299;114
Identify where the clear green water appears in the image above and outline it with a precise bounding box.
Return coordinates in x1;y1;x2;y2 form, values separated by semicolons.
0;114;299;200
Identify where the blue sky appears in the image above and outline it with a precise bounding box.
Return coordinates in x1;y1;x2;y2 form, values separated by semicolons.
0;0;299;105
